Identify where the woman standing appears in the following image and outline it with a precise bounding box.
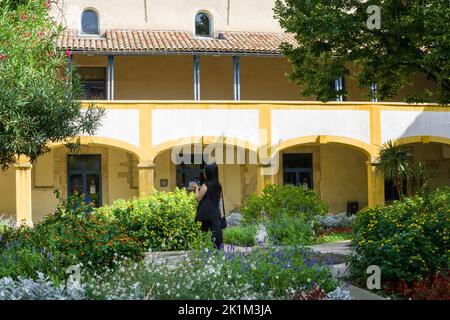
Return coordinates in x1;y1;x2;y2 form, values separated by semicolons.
193;163;224;249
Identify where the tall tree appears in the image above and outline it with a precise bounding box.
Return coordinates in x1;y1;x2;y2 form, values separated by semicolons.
274;0;450;104
0;0;104;168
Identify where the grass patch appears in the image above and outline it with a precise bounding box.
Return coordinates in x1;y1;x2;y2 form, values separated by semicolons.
311;232;352;245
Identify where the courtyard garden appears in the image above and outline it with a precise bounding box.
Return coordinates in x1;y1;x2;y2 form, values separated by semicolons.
0;0;448;305
1;182;447;300
223;184;354;247
0;187;350;300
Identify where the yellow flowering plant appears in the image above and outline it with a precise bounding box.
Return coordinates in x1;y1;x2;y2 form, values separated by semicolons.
349;187;449;284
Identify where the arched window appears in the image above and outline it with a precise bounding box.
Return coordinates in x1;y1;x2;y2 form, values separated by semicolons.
81;10;99;35
195;12;211;37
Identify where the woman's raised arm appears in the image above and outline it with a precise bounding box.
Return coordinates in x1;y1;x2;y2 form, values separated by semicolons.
194;183;207;203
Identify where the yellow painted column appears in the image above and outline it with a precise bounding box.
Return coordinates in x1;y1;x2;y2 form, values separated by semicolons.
367;105;385;207
366;160;384;206
256;166;268;196
269;151;280;185
15;157;33;226
256;104;278;195
138;105;157;197
256;163;279;195
138;162;156;196
139;107;153;161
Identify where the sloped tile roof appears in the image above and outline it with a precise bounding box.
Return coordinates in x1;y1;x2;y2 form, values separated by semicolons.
57;30;297;55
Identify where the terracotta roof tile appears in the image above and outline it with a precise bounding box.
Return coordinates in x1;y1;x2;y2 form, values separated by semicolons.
57;29;297;55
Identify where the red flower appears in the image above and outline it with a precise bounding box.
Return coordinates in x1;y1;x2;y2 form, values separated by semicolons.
44;1;51;9
386;272;450;300
65;50;72;58
24;31;30;38
1;53;5;61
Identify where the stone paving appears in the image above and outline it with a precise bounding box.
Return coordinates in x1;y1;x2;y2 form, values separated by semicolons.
309;240;353;255
309;241;387;300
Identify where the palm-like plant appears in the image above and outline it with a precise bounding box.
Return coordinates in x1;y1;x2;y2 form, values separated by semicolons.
408;161;428;196
375;140;413;200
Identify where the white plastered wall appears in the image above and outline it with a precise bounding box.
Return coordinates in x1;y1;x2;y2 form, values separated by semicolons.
52;0;283;34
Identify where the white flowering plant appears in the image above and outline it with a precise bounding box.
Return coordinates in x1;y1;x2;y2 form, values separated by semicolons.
0;214;16;236
316;213;356;229
0;273;86;300
226;212;243;228
0;245;345;300
83;245;338;300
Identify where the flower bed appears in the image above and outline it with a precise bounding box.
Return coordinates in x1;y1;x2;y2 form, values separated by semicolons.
349;187;450;299
223;213;354;247
0;189;207;283
0;187;356;300
0;246;345;300
0;199;144;282
384;271;450;300
223;185;331;247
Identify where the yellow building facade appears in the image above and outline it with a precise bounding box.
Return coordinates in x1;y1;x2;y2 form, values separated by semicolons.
2;102;449;224
0;0;449;224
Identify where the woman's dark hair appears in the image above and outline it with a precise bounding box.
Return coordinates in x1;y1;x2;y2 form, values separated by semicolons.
204;163;222;196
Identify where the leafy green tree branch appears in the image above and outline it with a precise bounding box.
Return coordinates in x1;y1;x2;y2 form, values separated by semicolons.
275;0;450;104
0;0;104;169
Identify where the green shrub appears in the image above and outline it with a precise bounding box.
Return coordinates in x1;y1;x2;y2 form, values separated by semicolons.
0;193;144;281
0;189;210;282
0;224;10;236
2;214;144;281
100;189;207;252
311;231;353;245
38;212;143;272
242;184;327;223
267;213;315;246
223;224;257;246
0;244;64;282
349;187;450;283
0;215;14;236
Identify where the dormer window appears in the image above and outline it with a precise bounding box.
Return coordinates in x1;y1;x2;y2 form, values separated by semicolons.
81;9;99;35
195;12;211;37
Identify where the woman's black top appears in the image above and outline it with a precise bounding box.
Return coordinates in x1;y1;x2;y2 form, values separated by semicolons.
195;181;221;221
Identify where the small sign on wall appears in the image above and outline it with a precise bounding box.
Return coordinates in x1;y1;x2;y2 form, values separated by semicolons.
160;179;168;188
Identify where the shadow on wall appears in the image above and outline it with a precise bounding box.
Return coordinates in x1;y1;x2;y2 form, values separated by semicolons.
381;107;450;192
381;107;450;146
